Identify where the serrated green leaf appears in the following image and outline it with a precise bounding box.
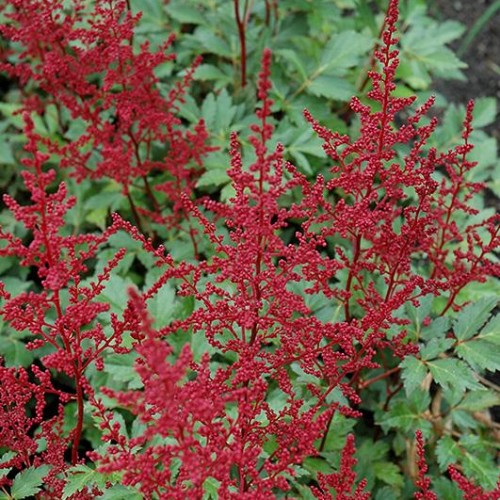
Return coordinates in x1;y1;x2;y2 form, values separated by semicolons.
400;356;427;394
147;281;177;329
0;451;16;467
165;2;205;24
63;465;107;499
455;340;500;372
406;294;433;327
457;389;500;411
201;93;216;130
0;468;11;479
105;352;143;389
453;297;497;341
303;457;332;475
191;27;232;58
377;390;431;435
477;314;500;345
432;477;463;500
427;358;481;394
472;97;497;128
0;336;34;367
196;168;230;188
451;410;479;430
202;477;220;497
98;275;133;313
277;49;309;82
307;75;355;101
194;64;228;82
461;451;499;490
320;31;372;73
435;435;461;470
419;337;454;360
373;462;404;488
420;316;450;341
11;465;50;499
374;487;400;500
96;484;143;499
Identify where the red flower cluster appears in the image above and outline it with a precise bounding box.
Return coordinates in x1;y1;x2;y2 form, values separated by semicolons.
1;0;215;246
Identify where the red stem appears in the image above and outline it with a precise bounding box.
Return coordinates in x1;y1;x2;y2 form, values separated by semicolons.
233;0;248;88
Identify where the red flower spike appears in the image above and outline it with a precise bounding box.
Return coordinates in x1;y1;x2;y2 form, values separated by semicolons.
0;115;125;470
311;434;369;500
414;430;438;500
449;466;500;500
1;0;216;248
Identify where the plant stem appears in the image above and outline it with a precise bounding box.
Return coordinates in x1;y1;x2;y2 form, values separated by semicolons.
233;0;249;88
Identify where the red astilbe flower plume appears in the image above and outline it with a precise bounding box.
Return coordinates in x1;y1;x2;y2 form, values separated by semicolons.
0;365;67;483
449;465;500;500
300;0;498;366
0;0;216;246
0;114;128;483
413;430;437;500
94;48;372;498
311;434;369;500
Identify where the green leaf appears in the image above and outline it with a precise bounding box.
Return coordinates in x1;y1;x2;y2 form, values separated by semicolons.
373;462;404;488
98;275;133;313
191;27;232;58
0;336;34;367
427;358;481;394
374;487;400;500
419;337;454;360
146;280;177;329
63;465;107;499
461;451;499;490
320;31;372;73
455;340;500;372
97;484;143;499
303;457;332;475
276;49;309;82
378;390;431;435
165;2;205;24
202;477;220;498
476;313;500;345
194;64;228;82
435;435;461;470
201;93;216;130
400;356;427;394
196;168;230;188
432;477;463;500
11;466;50;499
105;352;143;390
307;75;355;101
453;297;497;341
472;97;497;128
420;316;450;341
457;389;500;412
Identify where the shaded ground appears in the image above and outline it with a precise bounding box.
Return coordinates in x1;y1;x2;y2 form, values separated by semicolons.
431;0;500;108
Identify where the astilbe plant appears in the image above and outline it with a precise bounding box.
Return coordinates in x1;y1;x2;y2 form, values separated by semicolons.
0;115;130;497
0;0;499;498
89;3;497;497
93;48;361;498
0;0;215;250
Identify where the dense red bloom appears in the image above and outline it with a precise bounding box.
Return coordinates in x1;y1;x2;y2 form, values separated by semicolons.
0;0;498;497
0;0;215;244
449;466;500;500
413;430;437;500
311;434;369;500
0;114;127;477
